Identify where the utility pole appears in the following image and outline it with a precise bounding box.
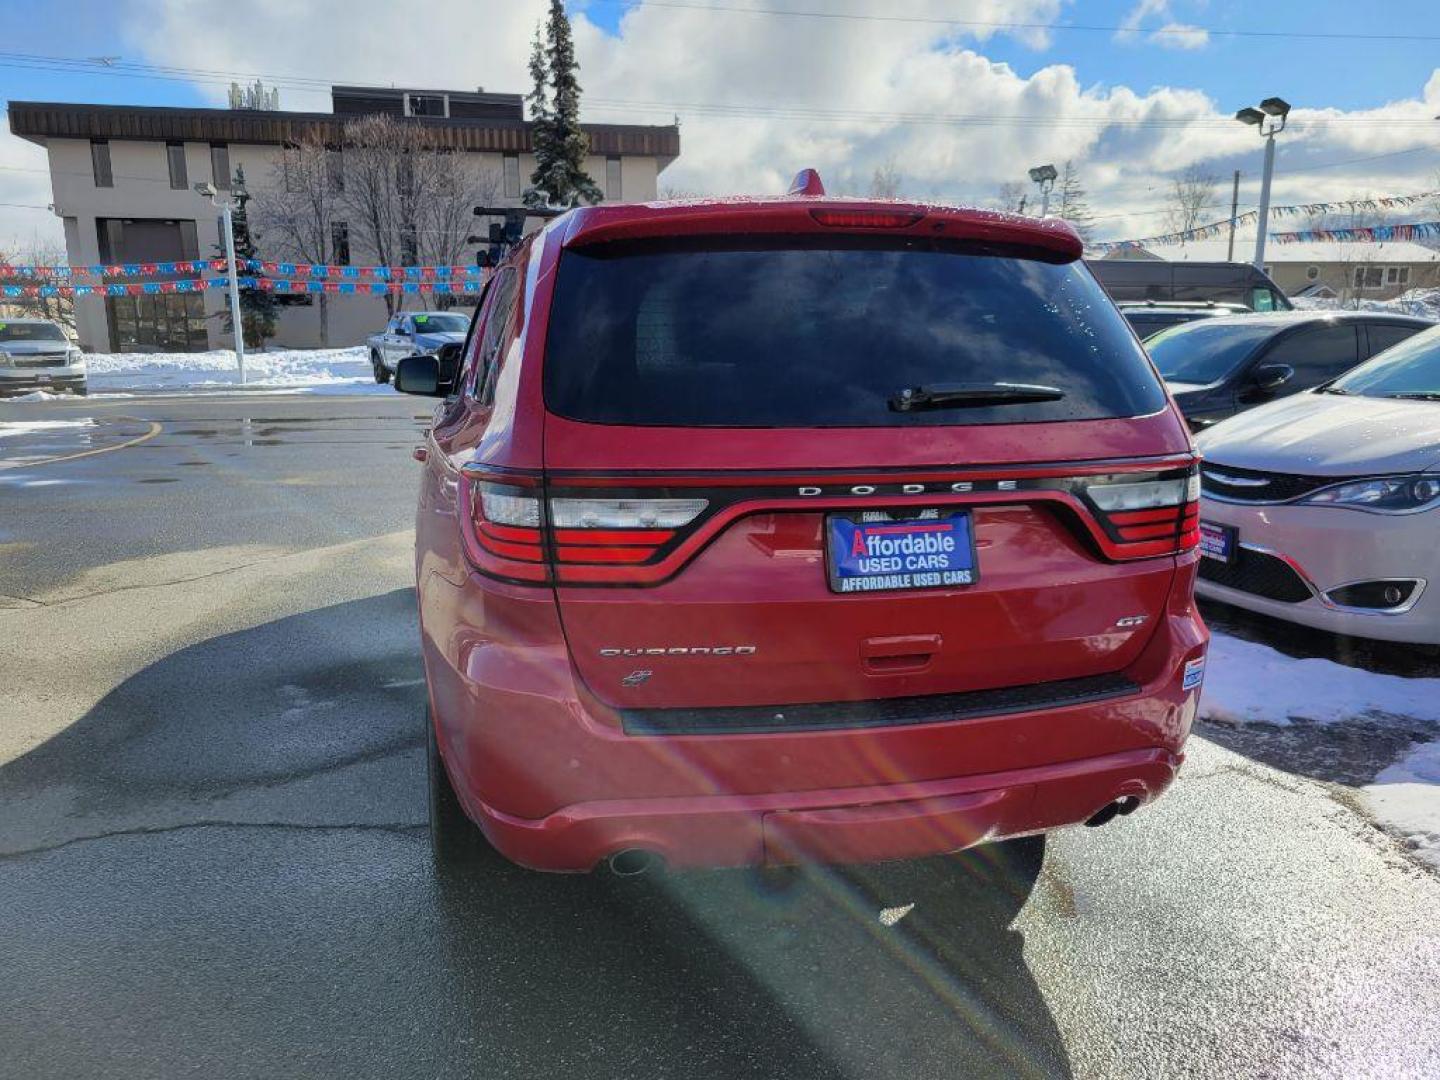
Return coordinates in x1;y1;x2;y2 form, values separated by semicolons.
1226;170;1241;262
195;181;246;383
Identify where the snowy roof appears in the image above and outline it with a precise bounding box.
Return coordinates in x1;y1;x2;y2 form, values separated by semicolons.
1124;239;1440;264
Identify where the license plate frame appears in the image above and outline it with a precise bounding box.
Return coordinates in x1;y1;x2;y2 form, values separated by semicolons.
825;509;978;594
1198;520;1237;563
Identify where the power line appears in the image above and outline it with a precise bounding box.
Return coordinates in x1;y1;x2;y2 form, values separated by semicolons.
593;0;1440;43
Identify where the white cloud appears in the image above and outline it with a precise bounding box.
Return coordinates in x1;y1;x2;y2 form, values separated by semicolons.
0;0;1434;252
1150;22;1210;50
1116;1;1209;50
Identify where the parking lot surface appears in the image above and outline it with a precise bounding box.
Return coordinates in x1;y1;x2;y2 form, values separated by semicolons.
3;393;1439;1079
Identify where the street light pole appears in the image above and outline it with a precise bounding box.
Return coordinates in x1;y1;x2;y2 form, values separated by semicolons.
195;181;246;384
1234;97;1290;271
1027;164;1058;218
1253;131;1277;270
219;199;246;384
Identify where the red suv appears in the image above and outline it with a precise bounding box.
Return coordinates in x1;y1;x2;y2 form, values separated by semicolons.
396;175;1208;874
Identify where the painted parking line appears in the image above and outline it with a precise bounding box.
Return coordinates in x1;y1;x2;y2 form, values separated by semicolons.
0;416;162;471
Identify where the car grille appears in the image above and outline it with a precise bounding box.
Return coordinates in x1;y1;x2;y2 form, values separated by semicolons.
620;671;1140;736
1200;463;1344;503
1198;547;1312;603
11;352;68;368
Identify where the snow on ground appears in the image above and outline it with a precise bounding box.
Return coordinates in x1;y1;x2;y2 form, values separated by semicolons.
1203;631;1440;870
0;419;95;438
1364;742;1440;871
1291;286;1440;320
1201;632;1440;727
83;346;391;395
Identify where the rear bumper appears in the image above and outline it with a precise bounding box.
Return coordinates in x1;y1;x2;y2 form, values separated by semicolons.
422;556;1208;872
467;746;1181;871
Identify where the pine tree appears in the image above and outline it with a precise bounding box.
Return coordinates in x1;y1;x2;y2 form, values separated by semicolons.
524;0;602;209
1056;160;1095;244
214;165;278;347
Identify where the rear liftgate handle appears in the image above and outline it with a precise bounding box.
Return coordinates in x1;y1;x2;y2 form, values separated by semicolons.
861;634;942;675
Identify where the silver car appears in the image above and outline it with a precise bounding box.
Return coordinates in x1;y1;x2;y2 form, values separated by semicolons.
0;319;86;396
1194;324;1440;644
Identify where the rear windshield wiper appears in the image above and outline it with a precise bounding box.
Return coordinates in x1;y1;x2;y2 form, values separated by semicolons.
889;382;1066;412
1383;391;1440;401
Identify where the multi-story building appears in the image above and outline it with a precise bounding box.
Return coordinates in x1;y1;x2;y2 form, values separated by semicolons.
9;86;680;352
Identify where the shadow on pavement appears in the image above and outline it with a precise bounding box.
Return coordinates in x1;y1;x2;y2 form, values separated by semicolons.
0;591;1072;1079
434;835;1069;1079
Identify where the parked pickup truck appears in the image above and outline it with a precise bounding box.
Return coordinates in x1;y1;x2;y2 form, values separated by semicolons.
368;310;470;384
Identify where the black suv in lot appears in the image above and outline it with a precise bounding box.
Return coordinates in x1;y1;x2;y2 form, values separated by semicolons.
1145;311;1434;428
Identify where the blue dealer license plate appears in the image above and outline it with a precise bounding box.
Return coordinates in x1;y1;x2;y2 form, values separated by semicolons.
826;510;977;593
1198;520;1236;563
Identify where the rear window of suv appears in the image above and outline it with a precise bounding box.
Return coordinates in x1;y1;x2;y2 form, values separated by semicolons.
542;239;1168;427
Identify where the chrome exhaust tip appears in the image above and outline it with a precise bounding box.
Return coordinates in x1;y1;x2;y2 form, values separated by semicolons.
607;848;660;878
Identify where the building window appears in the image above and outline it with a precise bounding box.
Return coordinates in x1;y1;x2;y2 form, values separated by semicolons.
503;153;520;198
400;223;417;266
167;142;188;190
1384;266;1410;286
1398;267;1411;286
327;148;344;193
408;93;446;117
331;221;350;266
91;140;113;188
210;144;230;189
605;156;622;201
1306;265;1319;281
1354;266;1384;290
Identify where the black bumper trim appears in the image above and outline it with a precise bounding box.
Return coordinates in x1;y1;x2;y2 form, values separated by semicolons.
620;671;1141;736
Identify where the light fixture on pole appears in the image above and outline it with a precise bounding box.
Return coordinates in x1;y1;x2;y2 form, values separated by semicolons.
1234;96;1290;271
194;180;247;385
1028;164;1058;218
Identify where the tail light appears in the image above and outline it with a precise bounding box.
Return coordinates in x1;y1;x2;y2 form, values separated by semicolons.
459;463;1200;585
550;498;706;565
460;474;708;583
809;208;924;229
1081;469;1200;558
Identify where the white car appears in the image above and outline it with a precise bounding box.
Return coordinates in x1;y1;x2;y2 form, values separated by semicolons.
0;319;86;396
1194;324;1440;644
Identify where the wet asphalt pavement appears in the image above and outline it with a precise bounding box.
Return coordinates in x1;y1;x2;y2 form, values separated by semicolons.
2;393;1439;1079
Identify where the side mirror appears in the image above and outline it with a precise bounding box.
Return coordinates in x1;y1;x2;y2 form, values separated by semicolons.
394;354;443;396
1251;363;1294;392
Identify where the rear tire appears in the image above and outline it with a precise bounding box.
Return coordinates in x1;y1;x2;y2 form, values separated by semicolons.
427;708;484;867
372;351;390;384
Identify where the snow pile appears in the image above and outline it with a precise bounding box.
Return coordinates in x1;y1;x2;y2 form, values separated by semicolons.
1202;631;1440;869
0;419;95;438
1291;287;1440;321
1201;632;1440;726
83;347;389;395
1364;742;1440;870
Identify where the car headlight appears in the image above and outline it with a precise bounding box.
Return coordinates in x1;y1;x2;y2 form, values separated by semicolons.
1300;475;1440;513
66;347;84;367
0;350;10;367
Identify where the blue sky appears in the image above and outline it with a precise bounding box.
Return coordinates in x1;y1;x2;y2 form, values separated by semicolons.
573;0;1440;113
0;0;1437;249
1;0;1435;115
